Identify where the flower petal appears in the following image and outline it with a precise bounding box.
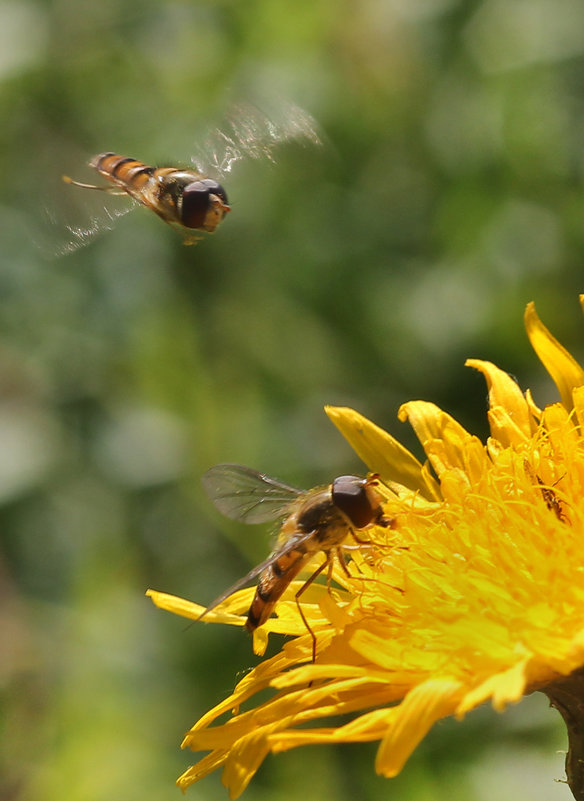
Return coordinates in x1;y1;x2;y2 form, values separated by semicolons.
525;301;584;411
573;386;584;430
222;735;270;800
456;660;529;716
375;679;463;776
465;359;534;445
146;589;206;621
146;588;246;626
325;405;440;500
270;707;398;751
177;750;230;791
398;400;486;480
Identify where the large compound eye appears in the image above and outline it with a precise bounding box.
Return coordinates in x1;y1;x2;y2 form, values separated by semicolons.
200;178;229;205
331;475;375;528
180;179;229;229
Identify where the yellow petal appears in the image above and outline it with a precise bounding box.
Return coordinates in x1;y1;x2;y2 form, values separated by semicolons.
271;708;397;751
456;660;529;716
398;401;486;480
573;386;584;430
146;589;206;621
146;588;246;626
525;301;584;411
486;407;530;448
567;629;584;663
524;388;542;419
375;679;462;776
465;359;534;445
222;735;270;800
251;628;269;656
325;405;440;500
177;750;230;791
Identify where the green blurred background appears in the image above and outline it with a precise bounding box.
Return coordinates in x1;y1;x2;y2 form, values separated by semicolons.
0;0;580;799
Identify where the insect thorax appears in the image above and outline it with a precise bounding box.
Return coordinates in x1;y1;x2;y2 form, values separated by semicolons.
296;497;351;550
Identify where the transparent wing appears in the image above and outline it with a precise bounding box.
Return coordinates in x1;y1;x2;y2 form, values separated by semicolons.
198;528;314;620
190;100;322;177
37;173;136;258
40;199;135;257
202;463;302;524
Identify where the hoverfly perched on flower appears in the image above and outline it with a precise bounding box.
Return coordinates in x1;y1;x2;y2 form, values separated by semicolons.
200;464;392;660
63;153;231;244
54;102;321;253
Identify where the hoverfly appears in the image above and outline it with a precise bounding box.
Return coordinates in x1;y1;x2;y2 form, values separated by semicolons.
63;153;231;244
200;463;392;660
53;101;321;253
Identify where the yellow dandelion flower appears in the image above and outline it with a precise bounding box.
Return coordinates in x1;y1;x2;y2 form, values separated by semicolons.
148;298;584;800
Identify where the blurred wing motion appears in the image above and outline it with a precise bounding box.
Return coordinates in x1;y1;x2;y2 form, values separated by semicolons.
191;100;322;176
49;101;321;255
41;197;135;257
202;463;301;524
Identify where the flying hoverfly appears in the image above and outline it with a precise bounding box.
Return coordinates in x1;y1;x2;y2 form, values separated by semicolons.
54;101;321;253
63;153;231;244
200;463;392;660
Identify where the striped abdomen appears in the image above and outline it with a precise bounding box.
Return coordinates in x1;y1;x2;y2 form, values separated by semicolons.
91;153;158;194
246;546;309;632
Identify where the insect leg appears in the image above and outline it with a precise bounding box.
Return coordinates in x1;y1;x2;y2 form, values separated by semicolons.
295;556;330;663
336;547;353;578
62;175;127;195
337;544;404;600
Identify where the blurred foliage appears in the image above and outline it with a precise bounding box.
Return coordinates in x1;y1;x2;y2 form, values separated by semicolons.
0;0;581;799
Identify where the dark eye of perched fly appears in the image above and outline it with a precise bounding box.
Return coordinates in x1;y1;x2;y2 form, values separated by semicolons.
331;475;375;528
180;179;229;228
